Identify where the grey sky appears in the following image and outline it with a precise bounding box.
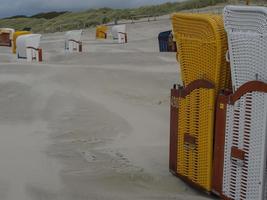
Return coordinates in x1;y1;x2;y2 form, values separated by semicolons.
0;0;178;18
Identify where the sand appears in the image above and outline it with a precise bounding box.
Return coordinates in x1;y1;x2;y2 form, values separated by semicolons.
0;17;214;200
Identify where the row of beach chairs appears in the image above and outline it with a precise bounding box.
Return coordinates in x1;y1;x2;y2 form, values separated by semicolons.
0;24;128;62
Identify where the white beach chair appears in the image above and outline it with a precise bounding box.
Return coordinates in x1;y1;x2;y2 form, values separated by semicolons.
65;30;82;52
16;34;42;62
220;6;267;200
111;25;127;44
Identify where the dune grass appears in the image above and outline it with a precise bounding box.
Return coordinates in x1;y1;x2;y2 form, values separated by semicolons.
0;0;257;33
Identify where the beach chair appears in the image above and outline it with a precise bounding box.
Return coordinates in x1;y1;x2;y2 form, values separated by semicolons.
0;28;14;47
65;30;83;52
111;25;127;44
212;6;267;199
170;13;231;192
96;25;108;39
16;34;42;62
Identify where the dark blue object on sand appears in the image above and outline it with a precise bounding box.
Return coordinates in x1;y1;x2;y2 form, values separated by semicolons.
158;31;177;52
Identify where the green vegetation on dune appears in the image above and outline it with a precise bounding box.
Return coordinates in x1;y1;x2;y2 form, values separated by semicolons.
31;11;69;19
0;0;233;33
3;15;28;19
0;17;47;32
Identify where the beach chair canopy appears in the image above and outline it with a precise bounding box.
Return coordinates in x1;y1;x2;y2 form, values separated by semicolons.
111;25;126;39
0;28;15;39
65;30;82;42
224;5;267;91
0;28;15;46
16;34;41;58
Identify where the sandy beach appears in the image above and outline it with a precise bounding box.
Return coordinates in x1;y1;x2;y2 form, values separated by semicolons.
0;17;215;200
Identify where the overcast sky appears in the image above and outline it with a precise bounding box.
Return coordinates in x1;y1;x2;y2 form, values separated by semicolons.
0;0;178;18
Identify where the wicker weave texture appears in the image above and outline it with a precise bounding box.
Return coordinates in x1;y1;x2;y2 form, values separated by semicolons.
224;6;267;91
177;87;215;191
172;13;231;91
222;92;267;200
224;6;267;33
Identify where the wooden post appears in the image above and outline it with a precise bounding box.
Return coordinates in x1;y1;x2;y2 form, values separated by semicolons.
79;42;82;52
38;48;43;62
